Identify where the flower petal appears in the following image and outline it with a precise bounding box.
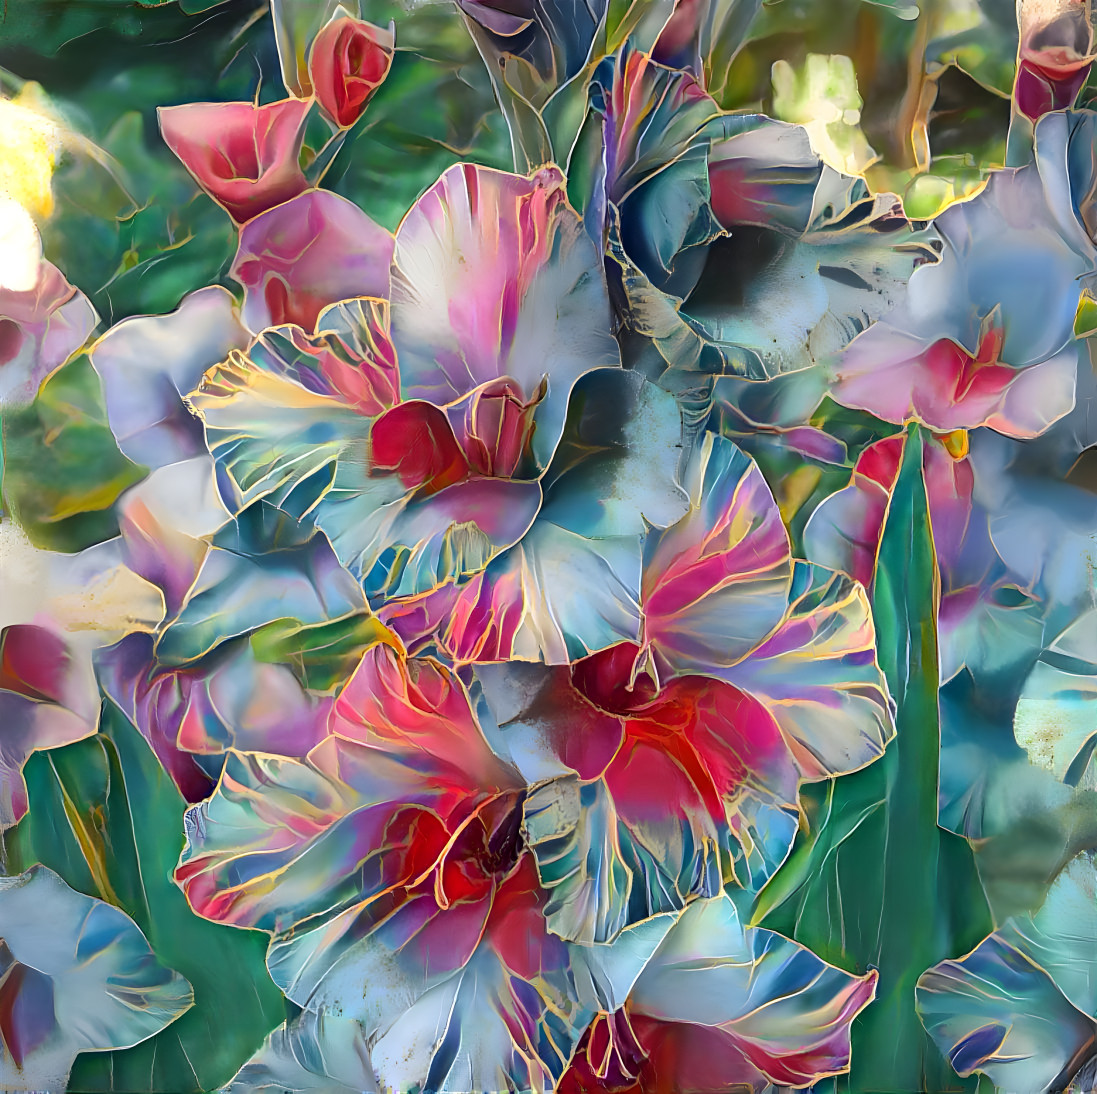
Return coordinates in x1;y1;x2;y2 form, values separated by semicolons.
90;285;249;468
158;99;311;225
1014;608;1097;787
390;163;620;471
917;859;1097;1094
630;893;878;1087
717;562;894;780
232;190;393;333
0;259;97;406
223;1009;380;1094
642;432;792;676
0;865;192;1091
154;498;365;666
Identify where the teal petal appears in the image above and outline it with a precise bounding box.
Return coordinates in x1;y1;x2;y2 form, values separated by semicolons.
0;865;192;1092
917;857;1097;1092
155;500;366;666
223;1010;379;1094
1014;607;1097;788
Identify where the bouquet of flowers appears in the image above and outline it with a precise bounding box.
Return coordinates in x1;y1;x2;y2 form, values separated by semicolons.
1;0;1095;1091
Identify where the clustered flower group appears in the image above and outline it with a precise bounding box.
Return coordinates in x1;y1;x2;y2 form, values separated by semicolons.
3;1;1097;1092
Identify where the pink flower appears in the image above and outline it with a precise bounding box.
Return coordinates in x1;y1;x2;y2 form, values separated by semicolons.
158;99;311;224
308;16;394;129
832;320;1076;439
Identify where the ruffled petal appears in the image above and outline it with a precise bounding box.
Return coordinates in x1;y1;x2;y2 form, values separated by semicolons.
391;163;620;471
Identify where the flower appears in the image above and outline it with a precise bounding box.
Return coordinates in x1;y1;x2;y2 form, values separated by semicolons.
0;256;96;405
829;111;1097;439
192;163;633;657
175;641;590;1092
309;15;394;129
580;47;924;388
0;516;162;828
918;852;1097;1093
158;99;311;224
93;456;373;798
471;433;893;939
1015;0;1095;121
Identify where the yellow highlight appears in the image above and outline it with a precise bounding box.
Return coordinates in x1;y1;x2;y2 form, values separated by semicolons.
771;54;878;178
0;83;62;220
940;429;970;460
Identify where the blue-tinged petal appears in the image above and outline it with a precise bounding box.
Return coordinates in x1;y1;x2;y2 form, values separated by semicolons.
972;429;1097;632
356;477;542;602
688;193;927;378
716;562;894;779
0;865;192;1091
619;191;929;384
91;286;249;468
223;1010;379;1094
189;342;380;513
917;865;1097;1094
154;499;366;666
1014;608;1097;788
431;368;688;664
366;938;584;1094
265;858;592;1094
522;774;635;945
1007;852;1097;1018
567;913;679;1014
589;49;723;297
390;164;620;472
836;115;1097;413
539;368;689;539
627;893;878;1087
176;747;438;933
727;789;800;892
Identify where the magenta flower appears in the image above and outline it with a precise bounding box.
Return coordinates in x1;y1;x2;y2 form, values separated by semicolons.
1015;0;1095;120
230;188;394;333
158;99;311;224
192;163;621;630
829;113;1095;440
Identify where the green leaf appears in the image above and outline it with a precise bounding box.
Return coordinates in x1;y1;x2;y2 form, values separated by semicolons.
1;355;146;552
755;425;993;1093
250;612;393;692
3;701;287;1093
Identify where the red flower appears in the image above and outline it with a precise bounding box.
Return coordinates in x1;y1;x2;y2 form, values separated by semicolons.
308;16;394;129
158;99;310;224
